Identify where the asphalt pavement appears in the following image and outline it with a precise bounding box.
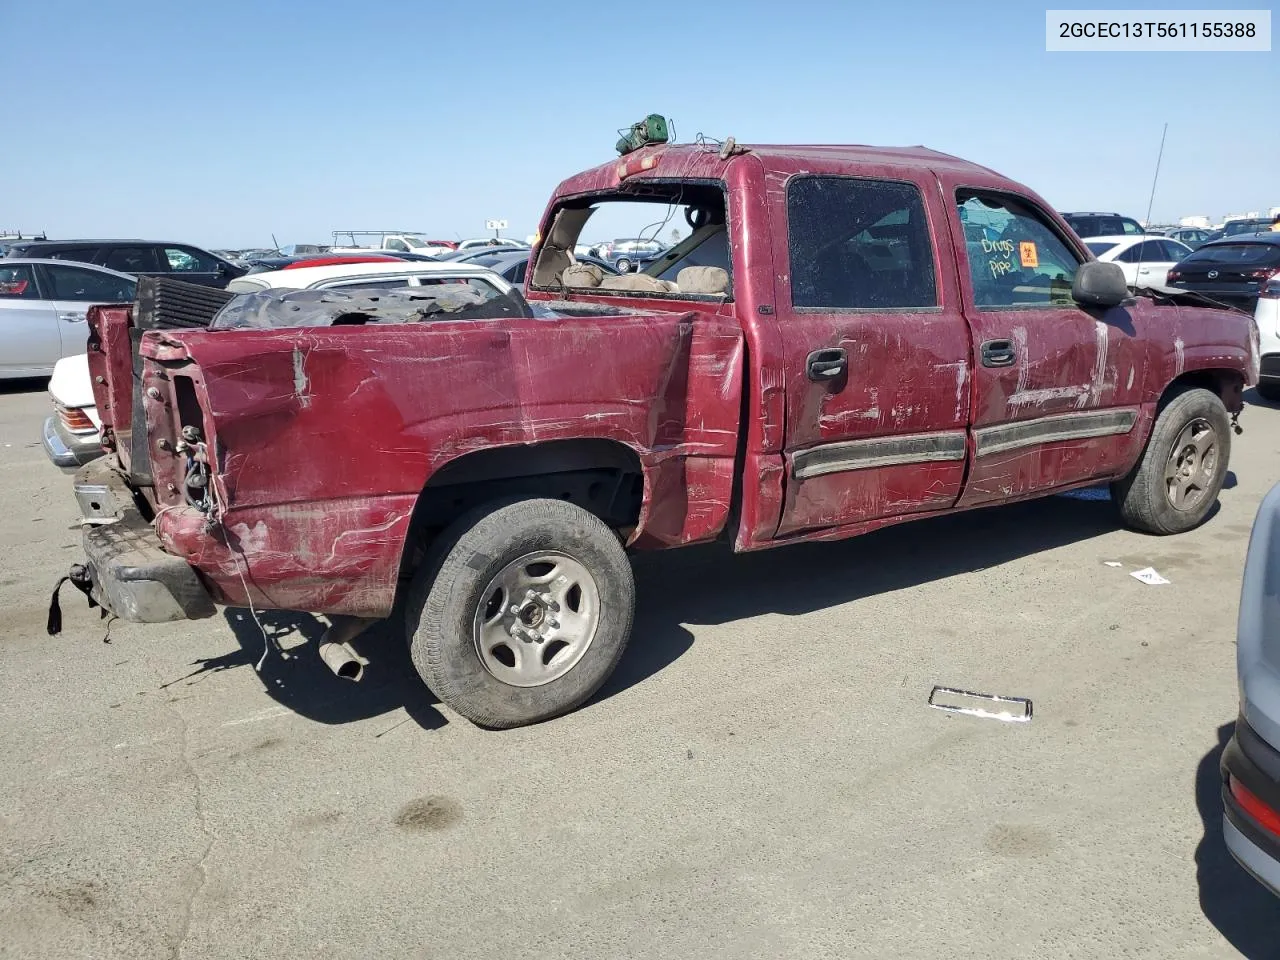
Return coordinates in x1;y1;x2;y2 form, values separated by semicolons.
2;378;1279;959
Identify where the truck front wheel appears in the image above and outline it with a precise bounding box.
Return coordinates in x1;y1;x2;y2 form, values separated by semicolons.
1111;386;1231;534
404;498;635;728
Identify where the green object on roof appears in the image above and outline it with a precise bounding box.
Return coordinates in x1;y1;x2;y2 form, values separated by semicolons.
616;115;670;156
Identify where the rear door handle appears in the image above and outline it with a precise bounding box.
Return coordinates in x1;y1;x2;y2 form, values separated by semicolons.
981;339;1016;368
806;347;848;382
58;312;87;323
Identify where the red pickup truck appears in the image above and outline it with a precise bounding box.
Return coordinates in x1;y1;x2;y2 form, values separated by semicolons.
66;141;1259;728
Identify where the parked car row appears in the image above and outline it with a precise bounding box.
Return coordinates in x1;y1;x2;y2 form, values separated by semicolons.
1060;211;1280;250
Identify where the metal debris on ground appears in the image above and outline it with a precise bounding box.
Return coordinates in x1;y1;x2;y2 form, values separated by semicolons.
1129;566;1171;585
928;686;1033;723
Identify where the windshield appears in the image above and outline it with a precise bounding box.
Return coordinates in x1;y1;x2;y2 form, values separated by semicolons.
402;237;430;249
1182;243;1280;266
1086;241;1118;257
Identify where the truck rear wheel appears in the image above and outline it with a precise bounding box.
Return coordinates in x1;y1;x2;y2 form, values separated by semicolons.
404;498;634;728
1111;386;1230;534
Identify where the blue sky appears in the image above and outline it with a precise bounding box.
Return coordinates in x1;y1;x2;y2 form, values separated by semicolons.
2;0;1275;248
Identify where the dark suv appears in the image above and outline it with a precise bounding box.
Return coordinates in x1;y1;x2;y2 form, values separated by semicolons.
2;239;245;288
1060;212;1147;239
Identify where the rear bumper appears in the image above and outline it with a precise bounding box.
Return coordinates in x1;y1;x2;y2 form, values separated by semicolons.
75;459;216;623
43;415;104;470
1221;717;1280;897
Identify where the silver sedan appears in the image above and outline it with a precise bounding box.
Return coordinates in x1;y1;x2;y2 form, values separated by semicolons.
0;258;135;379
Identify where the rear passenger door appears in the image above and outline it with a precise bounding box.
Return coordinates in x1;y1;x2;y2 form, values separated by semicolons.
102;245;163;276
0;263;59;376
769;172;973;536
946;188;1147;505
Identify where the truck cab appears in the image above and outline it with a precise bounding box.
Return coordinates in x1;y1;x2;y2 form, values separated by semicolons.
526;142;1255;546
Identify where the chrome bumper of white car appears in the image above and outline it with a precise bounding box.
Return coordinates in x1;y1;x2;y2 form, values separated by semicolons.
42;415;104;471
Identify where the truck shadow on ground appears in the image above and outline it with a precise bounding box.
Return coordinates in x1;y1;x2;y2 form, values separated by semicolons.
202;488;1228;731
1195;721;1280;958
597;491;1135;702
1245;387;1278;410
210;609;448;730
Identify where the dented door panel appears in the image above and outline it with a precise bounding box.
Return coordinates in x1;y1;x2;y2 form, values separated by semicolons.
761;163;974;536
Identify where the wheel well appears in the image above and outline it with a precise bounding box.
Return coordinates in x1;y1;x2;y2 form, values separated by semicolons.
1159;369;1245;414
397;439;645;581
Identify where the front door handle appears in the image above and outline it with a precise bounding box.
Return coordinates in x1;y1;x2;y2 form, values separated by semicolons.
981;339;1016;367
58;312;86;323
806;347;848;382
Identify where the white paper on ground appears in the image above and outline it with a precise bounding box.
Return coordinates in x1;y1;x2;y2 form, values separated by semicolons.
1130;566;1170;585
1104;561;1123;567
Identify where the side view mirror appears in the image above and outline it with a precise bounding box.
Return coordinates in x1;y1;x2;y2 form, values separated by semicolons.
1072;260;1129;308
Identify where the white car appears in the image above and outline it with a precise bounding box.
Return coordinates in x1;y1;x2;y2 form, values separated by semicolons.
226;259;517;296
1083;235;1193;293
456;237;530;252
1258;273;1280;402
0;259;135;378
43;353;105;469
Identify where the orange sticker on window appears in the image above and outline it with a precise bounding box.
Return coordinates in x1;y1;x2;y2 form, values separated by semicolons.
1019;242;1039;268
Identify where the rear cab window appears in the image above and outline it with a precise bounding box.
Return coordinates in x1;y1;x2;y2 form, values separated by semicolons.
957;192;1081;308
786;176;938;309
530;180;733;300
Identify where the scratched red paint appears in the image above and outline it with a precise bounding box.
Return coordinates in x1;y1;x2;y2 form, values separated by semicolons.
85;144;1256;619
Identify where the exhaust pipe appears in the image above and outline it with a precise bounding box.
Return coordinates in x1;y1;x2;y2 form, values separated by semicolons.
317;615;376;682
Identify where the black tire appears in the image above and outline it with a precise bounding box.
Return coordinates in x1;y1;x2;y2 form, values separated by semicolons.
1256;380;1280;403
403;498;634;728
1111;386;1231;534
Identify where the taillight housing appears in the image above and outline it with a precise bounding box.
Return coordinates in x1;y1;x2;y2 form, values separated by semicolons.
1259;269;1280;299
1229;775;1280;838
56;404;95;433
1167;268;1182;285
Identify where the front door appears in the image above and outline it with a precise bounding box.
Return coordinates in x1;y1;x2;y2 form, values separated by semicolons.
157;245;225;287
946;188;1147;506
770;171;974;537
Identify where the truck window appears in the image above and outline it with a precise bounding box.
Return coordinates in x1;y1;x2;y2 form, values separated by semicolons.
956;192;1080;308
787;177;937;310
531;181;731;296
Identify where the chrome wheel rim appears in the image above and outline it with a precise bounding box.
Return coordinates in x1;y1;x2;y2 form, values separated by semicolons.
472;551;600;688
1164;417;1218;512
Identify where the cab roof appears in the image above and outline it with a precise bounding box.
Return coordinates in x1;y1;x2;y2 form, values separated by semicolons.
552;142;1006;197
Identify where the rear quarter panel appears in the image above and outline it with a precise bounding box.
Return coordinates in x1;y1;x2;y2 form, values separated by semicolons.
143;311;743;616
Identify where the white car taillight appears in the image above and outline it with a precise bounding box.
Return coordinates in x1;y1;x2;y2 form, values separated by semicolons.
56;404;95;434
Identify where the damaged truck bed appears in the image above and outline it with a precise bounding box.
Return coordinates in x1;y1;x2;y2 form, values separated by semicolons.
63;140;1260;728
